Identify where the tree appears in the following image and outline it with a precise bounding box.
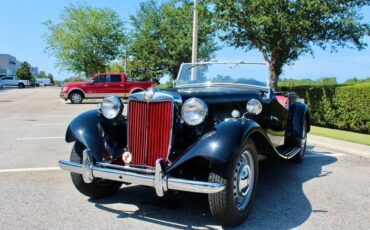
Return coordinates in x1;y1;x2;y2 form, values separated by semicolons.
106;59;125;73
16;62;33;81
128;0;219;81
44;4;126;78
47;73;55;85
64;75;85;83
39;71;47;78
209;0;370;89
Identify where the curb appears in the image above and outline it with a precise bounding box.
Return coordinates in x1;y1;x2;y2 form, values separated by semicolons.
307;134;370;158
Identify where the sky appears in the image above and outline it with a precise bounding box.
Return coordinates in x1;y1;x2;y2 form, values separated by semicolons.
0;0;369;83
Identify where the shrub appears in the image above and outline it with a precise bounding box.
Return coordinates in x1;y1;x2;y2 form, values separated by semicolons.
282;84;370;134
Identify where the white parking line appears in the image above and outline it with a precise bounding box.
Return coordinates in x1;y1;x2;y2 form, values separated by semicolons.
16;136;64;140
0;167;60;173
33;123;68;126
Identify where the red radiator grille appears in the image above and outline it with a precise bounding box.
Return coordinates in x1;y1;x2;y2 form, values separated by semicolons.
128;100;173;167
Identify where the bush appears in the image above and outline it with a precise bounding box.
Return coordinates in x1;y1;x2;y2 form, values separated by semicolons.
282;84;370;134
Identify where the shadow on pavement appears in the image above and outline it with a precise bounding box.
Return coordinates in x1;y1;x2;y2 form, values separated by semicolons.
89;146;337;229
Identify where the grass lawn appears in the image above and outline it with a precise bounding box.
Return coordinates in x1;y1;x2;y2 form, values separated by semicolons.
310;126;370;146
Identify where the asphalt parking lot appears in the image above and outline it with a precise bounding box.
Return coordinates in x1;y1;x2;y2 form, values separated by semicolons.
0;87;369;229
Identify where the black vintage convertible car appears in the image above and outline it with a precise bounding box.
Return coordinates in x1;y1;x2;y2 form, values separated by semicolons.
59;62;309;226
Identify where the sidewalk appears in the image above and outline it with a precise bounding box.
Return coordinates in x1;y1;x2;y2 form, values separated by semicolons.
307;134;370;158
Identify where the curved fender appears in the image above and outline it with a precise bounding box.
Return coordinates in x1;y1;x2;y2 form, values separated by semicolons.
167;119;270;173
288;102;310;138
65;110;106;161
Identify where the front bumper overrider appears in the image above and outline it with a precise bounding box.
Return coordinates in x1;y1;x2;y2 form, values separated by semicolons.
58;150;224;197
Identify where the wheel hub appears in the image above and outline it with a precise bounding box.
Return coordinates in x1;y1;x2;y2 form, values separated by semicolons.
72;94;81;103
234;150;254;211
237;164;250;196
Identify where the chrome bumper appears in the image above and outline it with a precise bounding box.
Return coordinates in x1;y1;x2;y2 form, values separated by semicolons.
58;150;224;197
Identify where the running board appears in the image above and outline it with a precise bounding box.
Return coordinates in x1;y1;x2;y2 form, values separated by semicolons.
277;146;301;159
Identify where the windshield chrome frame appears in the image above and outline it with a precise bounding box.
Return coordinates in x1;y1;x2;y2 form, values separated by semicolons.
175;62;270;90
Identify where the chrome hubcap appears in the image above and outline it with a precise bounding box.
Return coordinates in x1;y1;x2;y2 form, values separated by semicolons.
72;94;81;103
234;150;254;211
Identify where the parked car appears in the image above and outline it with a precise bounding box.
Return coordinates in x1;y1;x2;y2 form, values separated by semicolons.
0;76;30;88
59;62;310;226
60;72;156;104
36;78;51;86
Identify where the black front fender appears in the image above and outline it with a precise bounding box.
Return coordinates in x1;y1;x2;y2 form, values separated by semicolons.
65;110;127;161
167;119;273;174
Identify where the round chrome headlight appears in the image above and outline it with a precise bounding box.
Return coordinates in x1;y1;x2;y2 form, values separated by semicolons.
101;96;123;119
181;98;208;126
246;99;263;115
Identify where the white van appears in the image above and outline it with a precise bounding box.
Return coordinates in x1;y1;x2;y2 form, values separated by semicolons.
36;78;51;86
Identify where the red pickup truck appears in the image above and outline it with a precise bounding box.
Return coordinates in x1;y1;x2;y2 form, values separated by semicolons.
60;73;156;104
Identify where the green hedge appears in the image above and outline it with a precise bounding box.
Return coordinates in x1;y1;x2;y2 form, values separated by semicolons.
281;84;370;134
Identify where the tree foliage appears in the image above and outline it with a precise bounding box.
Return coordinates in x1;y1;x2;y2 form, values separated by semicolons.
39;71;47;78
16;62;33;81
106;59;125;73
44;4;126;78
209;0;370;89
63;75;85;83
47;73;55;85
128;0;219;81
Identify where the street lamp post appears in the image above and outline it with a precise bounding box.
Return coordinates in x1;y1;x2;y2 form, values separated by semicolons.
191;0;198;81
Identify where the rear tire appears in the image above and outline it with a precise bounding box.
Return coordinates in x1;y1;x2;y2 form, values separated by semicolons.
18;83;25;88
70;142;122;199
291;119;307;163
208;140;259;226
69;91;84;104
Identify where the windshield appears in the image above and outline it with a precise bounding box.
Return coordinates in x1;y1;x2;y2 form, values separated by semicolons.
176;63;268;89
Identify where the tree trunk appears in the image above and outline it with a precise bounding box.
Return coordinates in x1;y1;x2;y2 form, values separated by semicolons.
268;60;282;91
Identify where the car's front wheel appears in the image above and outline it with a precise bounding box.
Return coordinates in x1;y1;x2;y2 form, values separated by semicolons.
70;142;122;198
69;92;84;104
208;140;259;226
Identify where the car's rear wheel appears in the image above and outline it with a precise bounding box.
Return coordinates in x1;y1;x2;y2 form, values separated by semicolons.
69;91;84;104
291;119;307;163
70;142;122;198
208;140;259;226
18;83;24;88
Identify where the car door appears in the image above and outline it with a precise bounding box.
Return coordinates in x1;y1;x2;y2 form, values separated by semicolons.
107;74;125;97
266;94;290;147
1;77;13;85
91;74;107;97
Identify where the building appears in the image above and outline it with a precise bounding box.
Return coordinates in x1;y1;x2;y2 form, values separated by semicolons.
0;54;38;77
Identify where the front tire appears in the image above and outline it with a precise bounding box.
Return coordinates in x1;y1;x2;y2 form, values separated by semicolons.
208;140;259;226
69;92;84;104
70;142;122;198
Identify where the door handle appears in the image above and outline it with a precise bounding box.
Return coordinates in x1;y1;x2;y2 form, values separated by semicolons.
104;84;108;87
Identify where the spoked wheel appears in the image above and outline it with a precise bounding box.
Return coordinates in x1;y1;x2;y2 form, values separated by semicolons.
70;142;122;198
208;140;259;226
69;92;83;104
291;119;307;163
